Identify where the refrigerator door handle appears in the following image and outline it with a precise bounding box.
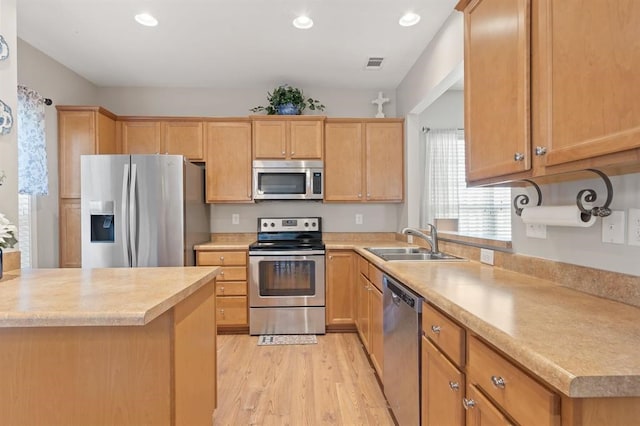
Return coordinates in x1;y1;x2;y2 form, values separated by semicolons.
121;163;131;266
129;163;138;267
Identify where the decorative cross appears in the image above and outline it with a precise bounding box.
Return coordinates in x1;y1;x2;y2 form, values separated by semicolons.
371;91;390;118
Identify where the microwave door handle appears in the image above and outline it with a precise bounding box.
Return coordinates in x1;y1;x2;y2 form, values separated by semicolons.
129;163;138;267
121;163;131;267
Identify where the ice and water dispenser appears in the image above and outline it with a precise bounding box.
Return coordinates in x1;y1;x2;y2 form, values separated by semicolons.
89;201;115;242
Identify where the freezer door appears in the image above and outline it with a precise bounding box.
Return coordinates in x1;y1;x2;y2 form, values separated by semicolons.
131;155;185;266
81;155;132;268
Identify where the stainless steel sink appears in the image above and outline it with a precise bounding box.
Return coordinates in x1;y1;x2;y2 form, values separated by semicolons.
365;247;465;262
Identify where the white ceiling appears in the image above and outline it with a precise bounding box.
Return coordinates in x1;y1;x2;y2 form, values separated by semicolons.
16;0;458;90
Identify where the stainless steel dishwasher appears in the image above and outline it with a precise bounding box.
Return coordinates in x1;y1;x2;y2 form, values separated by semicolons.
383;274;423;426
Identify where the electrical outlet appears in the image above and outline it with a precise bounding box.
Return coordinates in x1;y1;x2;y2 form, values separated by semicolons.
355;214;363;225
232;213;240;225
602;210;625;244
480;248;494;265
525;223;547;239
628;208;640;247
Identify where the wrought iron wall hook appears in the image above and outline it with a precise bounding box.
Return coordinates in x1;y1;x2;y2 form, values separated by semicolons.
576;169;613;218
513;179;542;216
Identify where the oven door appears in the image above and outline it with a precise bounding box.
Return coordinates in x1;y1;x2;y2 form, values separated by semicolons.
249;253;325;307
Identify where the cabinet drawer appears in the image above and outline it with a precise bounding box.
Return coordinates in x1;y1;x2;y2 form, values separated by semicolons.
197;251;247;266
467;335;560;426
216;296;247;325
217;266;247;282
215;281;247;296
368;265;383;292
422;302;465;367
358;255;369;278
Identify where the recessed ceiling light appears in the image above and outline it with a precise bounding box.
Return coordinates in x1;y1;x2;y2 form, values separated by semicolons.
135;13;158;27
293;15;313;29
399;12;421;27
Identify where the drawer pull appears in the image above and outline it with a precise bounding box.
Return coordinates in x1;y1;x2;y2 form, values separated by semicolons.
514;152;525;161
220;256;225;262
449;381;460;391
220;286;225;294
431;325;441;334
491;375;506;389
462;398;476;410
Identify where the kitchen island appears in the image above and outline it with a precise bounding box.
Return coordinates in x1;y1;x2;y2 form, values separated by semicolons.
0;267;219;426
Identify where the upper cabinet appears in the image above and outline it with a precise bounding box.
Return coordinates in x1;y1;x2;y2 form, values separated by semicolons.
251;116;324;160
324;119;404;202
458;0;640;185
57;106;117;198
163;120;205;161
205;120;253;203
119;119;205;161
120;120;162;154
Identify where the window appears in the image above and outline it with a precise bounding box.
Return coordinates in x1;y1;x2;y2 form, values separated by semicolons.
420;129;511;240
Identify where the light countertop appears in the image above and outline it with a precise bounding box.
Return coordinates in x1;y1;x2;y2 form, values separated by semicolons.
0;267;219;327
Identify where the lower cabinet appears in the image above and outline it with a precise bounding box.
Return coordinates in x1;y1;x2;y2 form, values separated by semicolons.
464;383;513;426
196;250;248;332
325;250;357;330
356;255;384;379
59;198;81;268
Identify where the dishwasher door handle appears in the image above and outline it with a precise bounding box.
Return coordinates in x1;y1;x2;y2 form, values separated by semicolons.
391;292;401;306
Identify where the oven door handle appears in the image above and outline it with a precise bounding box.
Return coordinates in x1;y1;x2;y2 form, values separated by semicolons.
249;250;326;256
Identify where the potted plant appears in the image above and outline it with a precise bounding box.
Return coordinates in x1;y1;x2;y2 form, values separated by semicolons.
250;84;325;115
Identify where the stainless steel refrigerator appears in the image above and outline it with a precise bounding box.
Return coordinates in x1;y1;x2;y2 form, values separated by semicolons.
80;154;209;268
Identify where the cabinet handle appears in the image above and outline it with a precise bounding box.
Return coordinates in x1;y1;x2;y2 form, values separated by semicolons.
514;152;525;161
291;151;295;155
329;255;333;260
220;286;225;294
449;381;460;391
220;271;224;277
491;375;506;389
358;193;362;198
281;151;286;155
220;256;224;262
219;309;225;317
462;398;476;410
431;325;441;334
535;146;547;156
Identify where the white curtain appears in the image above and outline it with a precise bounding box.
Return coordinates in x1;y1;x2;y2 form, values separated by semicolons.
17;85;48;196
419;129;461;227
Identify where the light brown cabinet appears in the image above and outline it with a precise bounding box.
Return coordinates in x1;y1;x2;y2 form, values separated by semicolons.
355;255;383;378
196;250;248;332
251;116;324;160
325;119;404;202
204;120;253;203
120;120;162;154
459;0;640;185
56;106;117;268
119;119;205;160
325;250;357;330
162;120;205;161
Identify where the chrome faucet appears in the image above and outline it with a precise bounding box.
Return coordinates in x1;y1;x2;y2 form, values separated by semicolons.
401;225;439;254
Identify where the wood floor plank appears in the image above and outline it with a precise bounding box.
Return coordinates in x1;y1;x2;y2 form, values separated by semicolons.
213;333;394;425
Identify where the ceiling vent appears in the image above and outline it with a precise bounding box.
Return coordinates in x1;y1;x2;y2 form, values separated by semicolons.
365;57;384;70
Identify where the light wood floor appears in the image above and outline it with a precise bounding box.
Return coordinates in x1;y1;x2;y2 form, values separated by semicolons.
213;333;395;425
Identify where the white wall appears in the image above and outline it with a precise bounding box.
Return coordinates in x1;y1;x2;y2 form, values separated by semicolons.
17;39;98;267
512;173;640;276
419;90;464;129
0;0;18;226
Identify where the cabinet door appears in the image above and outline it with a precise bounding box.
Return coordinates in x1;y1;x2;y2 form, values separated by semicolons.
422;337;464;426
205;122;253;203
324;122;364;201
96;112;117;155
121;121;162;154
253;120;287;159
216;296;248;326
163;121;204;161
289;120;323;159
464;0;531;182
465;384;513;426
58;110;97;198
325;251;356;326
59;199;81;268
357;274;370;351
369;283;383;378
537;1;640;167
365;122;404;201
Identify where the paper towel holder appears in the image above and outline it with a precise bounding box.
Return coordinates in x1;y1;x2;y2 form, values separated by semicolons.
576;169;613;218
513;179;542;216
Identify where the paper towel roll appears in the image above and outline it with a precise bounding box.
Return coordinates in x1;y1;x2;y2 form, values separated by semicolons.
520;205;596;227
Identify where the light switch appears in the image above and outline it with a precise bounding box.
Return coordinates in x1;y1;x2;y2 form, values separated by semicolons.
232;213;240;225
355;214;363;225
602;210;625;244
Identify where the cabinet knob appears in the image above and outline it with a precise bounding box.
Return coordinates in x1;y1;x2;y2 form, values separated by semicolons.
220;286;225;294
431;325;441;334
514;152;525;161
491;375;506;389
329;255;333;260
219;309;225;317
462;398;476;410
281;151;286;155
535;146;547;156
220;271;224;276
358;193;362;198
366;193;371;198
220;256;224;261
291;151;295;155
449;381;460;391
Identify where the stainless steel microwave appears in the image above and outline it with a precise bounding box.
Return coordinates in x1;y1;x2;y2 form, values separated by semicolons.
253;160;323;200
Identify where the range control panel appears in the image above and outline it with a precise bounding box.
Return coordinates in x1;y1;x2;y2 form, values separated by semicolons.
257;217;321;232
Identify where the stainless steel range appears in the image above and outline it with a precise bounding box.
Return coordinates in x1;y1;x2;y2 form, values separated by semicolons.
248;217;326;335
